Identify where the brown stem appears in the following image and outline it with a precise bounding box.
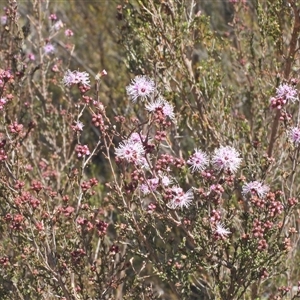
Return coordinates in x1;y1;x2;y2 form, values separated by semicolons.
284;1;300;79
267;110;280;157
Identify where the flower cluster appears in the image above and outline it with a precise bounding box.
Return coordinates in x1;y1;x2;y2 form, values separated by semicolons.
115;138;145;165
275;84;298;103
126;76;175;124
75;144;90;158
270;83;298;109
0;69;13;86
8;121;23;134
139;178;159;195
145;97;175;121
0;98;7;111
65;29;74;37
63;69;90;87
186;146;242;174
242;181;270;198
167;186;194;209
139;173;172;195
115;78;244;217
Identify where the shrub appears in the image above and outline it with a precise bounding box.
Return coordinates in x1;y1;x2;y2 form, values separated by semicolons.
0;0;300;299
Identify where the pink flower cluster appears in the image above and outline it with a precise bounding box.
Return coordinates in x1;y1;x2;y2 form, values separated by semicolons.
242;181;270;198
211;145;242;173
145;97;175;121
75;144;90;158
65;29;74;37
0;69;13;86
209;210;231;239
63;69;90;87
270;83;298;110
115;138;145;165
0;98;7;111
8;121;23;134
187;145;242;174
126;76;175;123
248;190;284;216
166;186;194;209
139;178;159;195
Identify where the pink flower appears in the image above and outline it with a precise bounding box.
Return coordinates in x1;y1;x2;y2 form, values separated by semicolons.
145;97;163;112
52;64;59;72
115;139;145;164
242;181;270;198
75;71;90;86
168;186;193;209
44;43;55;54
275;84;298;103
95;70;107;80
0;98;7;110
187;149;209;173
8;122;23;134
1;16;7;25
212;145;242;173
65;29;74;37
62;70;90;87
71;121;84;132
215;222;231;238
49;14;57;21
126;75;155;102
270;84;298;109
53;20;63;31
160;174;173;187
28;53;35;61
0;149;7;161
162;101;175;120
75;145;90;158
145;97;175;120
289;127;300;145
128;132;145;144
126;134;151;168
139;178;159;195
137;156;151;169
25;164;33;171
